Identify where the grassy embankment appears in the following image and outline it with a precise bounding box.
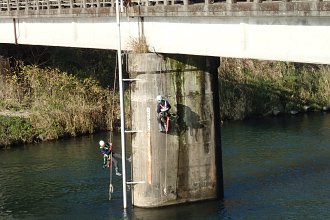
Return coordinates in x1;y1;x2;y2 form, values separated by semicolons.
0;46;134;148
218;58;330;121
0;65;125;147
1;51;330;147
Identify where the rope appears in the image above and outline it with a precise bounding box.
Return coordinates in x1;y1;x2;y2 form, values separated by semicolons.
109;51;118;200
156;61;169;195
164;121;168;195
109;151;114;200
110;51;118;133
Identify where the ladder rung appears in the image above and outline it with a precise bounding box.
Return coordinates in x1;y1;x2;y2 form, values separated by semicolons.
125;130;143;133
126;181;145;185
122;79;141;81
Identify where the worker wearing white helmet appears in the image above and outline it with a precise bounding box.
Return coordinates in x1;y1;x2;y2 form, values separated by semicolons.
99;140;122;176
156;95;171;132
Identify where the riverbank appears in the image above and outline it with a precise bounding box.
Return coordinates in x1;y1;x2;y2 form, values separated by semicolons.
0;64;125;148
218;58;330;121
1;52;330;147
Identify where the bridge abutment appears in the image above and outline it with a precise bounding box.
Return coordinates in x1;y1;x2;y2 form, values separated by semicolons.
128;53;223;207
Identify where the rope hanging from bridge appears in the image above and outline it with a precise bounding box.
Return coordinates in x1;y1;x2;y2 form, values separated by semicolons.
109;51;118;200
109;151;114;200
157;62;169;196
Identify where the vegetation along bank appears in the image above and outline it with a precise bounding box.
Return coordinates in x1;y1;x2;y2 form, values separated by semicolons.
218;58;330;121
1;45;330;147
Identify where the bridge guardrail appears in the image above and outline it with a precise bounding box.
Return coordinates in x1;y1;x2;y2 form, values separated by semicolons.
0;0;115;10
0;0;328;17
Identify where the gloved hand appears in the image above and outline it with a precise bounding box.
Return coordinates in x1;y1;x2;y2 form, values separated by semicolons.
104;154;108;157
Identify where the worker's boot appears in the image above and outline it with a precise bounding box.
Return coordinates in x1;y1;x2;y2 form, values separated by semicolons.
159;123;163;132
115;168;122;176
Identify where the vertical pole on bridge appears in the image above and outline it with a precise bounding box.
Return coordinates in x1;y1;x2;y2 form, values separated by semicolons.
116;0;127;209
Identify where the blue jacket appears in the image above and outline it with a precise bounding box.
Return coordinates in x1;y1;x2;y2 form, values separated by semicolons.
100;142;112;155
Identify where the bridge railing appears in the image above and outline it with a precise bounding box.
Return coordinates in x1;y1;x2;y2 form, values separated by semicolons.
0;0;324;12
0;0;115;11
0;0;327;18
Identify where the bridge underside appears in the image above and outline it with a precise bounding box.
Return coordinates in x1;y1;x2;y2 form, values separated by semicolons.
0;16;329;64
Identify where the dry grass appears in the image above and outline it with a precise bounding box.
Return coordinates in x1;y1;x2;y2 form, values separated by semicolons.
219;58;330;121
128;36;149;53
0;65;120;142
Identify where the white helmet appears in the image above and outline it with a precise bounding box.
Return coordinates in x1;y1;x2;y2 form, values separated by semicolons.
99;140;105;146
156;95;163;101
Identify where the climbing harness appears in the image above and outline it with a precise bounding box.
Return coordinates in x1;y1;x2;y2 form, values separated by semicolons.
160;101;169;112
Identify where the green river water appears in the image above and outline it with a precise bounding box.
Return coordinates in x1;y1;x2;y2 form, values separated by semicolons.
1;112;330;219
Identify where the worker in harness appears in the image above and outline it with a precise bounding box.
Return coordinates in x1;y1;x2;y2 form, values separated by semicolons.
156;95;171;132
99;140;122;176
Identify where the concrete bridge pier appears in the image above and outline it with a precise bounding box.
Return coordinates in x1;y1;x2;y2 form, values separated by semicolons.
128;53;223;207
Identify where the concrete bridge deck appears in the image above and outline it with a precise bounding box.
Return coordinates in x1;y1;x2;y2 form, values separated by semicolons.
0;0;330;64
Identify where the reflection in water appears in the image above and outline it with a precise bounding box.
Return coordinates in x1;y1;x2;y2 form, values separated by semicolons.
132;200;225;220
1;113;330;219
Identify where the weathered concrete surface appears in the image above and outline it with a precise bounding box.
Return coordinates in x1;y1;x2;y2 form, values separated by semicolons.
128;53;222;207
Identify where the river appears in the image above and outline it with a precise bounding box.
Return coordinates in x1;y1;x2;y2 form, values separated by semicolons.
1;112;330;219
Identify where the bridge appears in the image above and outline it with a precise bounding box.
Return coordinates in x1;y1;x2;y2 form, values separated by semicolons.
1;0;330;209
1;0;330;64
